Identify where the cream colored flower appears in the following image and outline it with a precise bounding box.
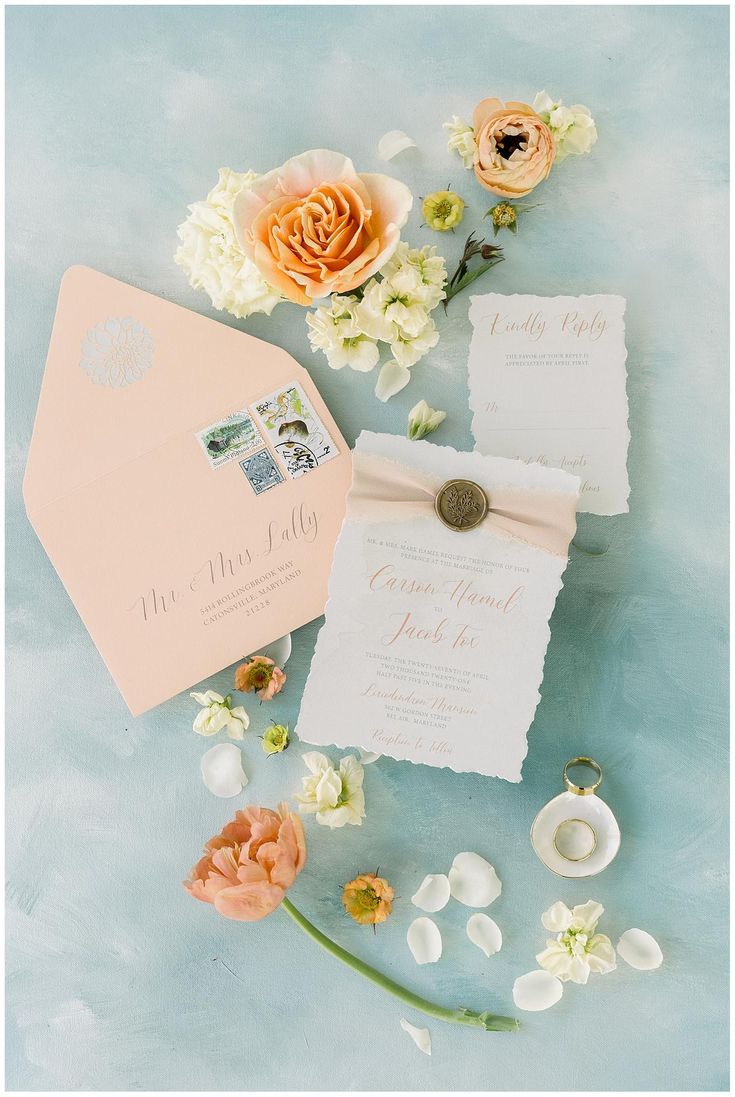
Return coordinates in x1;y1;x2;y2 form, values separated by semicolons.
190;690;249;740
443;115;477;169
533;91;597;161
407;399;446;440
175;168;281;319
379;243;447;311
297;751;366;828
536;900;616;984
306;295;380;372
355;278;430;343
391;317;439;369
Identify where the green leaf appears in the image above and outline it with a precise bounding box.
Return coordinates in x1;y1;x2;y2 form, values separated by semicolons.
444;256;505;308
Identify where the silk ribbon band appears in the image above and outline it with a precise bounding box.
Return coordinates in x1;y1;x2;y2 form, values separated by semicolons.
348;451;578;558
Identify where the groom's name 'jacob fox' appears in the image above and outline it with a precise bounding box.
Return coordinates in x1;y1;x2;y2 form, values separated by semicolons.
368;563;526;650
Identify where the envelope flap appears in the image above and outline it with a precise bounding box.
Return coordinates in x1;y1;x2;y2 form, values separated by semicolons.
23;266;305;513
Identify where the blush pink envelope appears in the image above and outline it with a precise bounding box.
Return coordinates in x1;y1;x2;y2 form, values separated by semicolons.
23;266;353;715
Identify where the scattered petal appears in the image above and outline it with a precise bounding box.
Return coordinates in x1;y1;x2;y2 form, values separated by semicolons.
358;750;381;765
541;901;574;933
617;928;663;971
513;970;564;1012
411;874;450;913
466;913;502;957
407;917;442;964
399;1018;431;1055
253;632;292;668
375;360;411;402
448;852;502;907
378;130;417;162
200;743;247;797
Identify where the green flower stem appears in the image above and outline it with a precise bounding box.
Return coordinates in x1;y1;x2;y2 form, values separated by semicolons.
280;897;519;1032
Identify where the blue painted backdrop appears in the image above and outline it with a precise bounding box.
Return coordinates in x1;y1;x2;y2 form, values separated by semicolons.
6;5;729;1090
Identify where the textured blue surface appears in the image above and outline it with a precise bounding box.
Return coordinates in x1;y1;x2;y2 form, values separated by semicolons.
6;5;729;1091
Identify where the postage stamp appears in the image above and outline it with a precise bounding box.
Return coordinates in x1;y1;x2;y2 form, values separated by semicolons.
251;381;338;480
239;448;285;494
196;407;261;469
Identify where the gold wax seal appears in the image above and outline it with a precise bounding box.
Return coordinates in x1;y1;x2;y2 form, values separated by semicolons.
434;479;488;531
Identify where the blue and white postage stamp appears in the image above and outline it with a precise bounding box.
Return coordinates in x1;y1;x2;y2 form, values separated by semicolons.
251;381;338;480
239;448;284;494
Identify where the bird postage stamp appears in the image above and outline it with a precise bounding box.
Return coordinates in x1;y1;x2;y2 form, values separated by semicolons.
196;408;262;470
251;381;339;479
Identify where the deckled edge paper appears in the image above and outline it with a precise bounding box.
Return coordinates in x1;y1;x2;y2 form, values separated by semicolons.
468;293;630;516
295;431;579;781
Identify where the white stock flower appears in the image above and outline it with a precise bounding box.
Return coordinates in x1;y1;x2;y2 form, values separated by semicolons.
443;115;477;169
305;295;380;372
533;91;598;162
407;399;447;440
297;751;366;828
379;243;447;311
175;168;282;319
391;316;440;368
355;278;429;343
536;900;616;984
190;690;250;740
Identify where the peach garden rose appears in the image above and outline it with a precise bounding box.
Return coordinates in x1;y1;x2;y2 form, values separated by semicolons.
233;149;413;305
472;99;555;198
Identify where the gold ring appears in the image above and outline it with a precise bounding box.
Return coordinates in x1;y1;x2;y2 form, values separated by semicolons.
553;818;598;862
563;756;602;796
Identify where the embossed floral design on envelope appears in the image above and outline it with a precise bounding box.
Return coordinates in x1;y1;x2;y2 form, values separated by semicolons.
24;267;352;715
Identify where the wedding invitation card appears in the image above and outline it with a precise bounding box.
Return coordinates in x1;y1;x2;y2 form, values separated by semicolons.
468;294;630;515
296;432;579;781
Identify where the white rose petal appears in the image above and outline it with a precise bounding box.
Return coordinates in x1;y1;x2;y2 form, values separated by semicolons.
448;852;502;907
378;130;417;162
358;750;381;765
375;360;411;402
466;913;503;957
200;743;247;798
399;1018;431;1055
617;928;663;971
407;917;442;964
513;970;564;1012
411;874;451;913
248;632;291;668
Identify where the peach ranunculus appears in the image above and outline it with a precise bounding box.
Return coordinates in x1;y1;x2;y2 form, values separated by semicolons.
233;149;413;305
235;655;285;700
185;803;306;921
472;99;555;199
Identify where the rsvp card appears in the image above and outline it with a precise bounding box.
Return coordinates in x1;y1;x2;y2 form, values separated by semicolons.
295;432;579;781
468;294;630;515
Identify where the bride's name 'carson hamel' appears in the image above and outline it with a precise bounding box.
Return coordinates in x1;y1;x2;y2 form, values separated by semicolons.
128;503;318;623
368;563;525;650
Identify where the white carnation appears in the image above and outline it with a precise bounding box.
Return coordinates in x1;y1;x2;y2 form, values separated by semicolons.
175;168;282;319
